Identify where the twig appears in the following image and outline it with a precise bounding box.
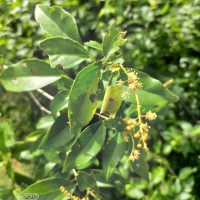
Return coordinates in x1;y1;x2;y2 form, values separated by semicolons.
95;113;109;120
28;92;51;115
163;79;174;88
36;88;54;100
72;169;78;177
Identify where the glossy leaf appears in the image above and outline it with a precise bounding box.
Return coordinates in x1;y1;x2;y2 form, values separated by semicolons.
0;59;61;92
68;62;101;128
40;114;74;150
123;71;178;111
35;5;81;43
102;26;126;62
22;177;73;200
63;121;106;172
103;132;126;179
39;37;90;68
50;90;69;118
77;171;97;192
138;71;178;103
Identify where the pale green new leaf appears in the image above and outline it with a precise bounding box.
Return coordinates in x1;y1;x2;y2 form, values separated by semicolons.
68;62;101;128
100;84;122;118
0;59;61;92
35;5;81;43
102;26;126;62
39;37;90;68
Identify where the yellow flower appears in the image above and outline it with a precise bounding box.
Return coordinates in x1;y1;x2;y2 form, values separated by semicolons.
128;81;142;90
129;149;140;161
128;71;138;83
116;79;124;87
145;111;157;121
122;91;130;98
141;123;150;132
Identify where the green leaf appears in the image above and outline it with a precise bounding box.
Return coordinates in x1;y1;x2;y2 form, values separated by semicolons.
63;121;106;172
138;71;178;103
36;115;55;129
132;150;149;181
0;120;15;152
50;90;69;118
41;114;75;150
127;188;145;199
191;124;200;137
102;26;126;62
150;166;166;186
179;167;197;180
39;37;90;69
68;62;101;128
77;171;97;192
22;177;73;200
100;84;122;118
123;71;178;111
0;59;61;92
103;132;126;179
85;40;102;50
35;5;81;43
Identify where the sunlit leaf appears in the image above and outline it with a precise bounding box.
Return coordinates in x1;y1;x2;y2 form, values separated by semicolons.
68;62;101;129
100;84;122;118
123;71;178;112
39;37;90;68
0;59;61;92
35;5;81;43
102;26;126;62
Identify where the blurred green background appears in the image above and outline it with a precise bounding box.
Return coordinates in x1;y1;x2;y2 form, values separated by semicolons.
0;0;200;199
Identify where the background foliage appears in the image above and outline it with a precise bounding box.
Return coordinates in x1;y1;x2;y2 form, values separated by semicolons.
0;0;200;199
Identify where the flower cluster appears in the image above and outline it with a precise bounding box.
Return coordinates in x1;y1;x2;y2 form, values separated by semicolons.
122;90;130;98
123;117;136;131
122;110;157;161
128;149;140;161
60;186;89;200
128;71;142;91
145;111;157;121
116;79;124;87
